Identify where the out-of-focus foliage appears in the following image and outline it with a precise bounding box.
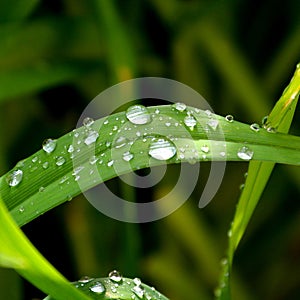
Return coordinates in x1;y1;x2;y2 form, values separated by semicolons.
0;0;299;299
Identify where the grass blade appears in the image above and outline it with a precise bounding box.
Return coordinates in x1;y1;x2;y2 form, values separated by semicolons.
216;63;300;299
0;193;91;300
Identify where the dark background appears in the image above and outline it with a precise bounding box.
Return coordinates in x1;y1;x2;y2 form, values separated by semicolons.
0;0;299;299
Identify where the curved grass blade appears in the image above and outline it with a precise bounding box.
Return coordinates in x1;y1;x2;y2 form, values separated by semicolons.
216;63;300;299
44;276;169;300
0;193;91;300
0;105;300;227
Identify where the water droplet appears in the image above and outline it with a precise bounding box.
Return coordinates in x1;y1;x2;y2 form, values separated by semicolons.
42;162;49;169
165;122;171;127
19;206;25;213
262;115;268;127
133;278;142;286
42;138;57;153
183;115;197;130
6;170;23;187
89;282;105;294
107;160;114;167
237;146;254;161
83;117;94;127
84;130;99;145
220;151;226;157
72;166;84;175
31;156;38;163
266;126;276;133
207;119;219;130
173;102;186;112
114;136;127;148
126;105;152;125
67;145;74;153
123;151;134;162
225;115;234;122
155;108;160;114
227;229;232;237
205;109;212;117
148;138;176;160
132;285;144;299
89;155;98;165
239;183;245;190
109;270;123;283
55;156;65;166
250;123;260;132
201;145;210;153
39;186;45;192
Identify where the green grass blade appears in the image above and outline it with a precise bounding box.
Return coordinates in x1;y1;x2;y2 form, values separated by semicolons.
44;276;169;300
1;105;299;227
216;63;300;300
0;193;91;300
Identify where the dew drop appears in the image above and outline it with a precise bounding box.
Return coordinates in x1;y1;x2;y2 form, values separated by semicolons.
84;130;99;145
126;105;152;125
89;282;105;294
19;206;25;213
262;115;268;127
132;285;144;299
133;278;142;286
39;186;45;193
109;270;123;283
31;156;38;163
123;151;134;162
250;123;260;132
55;156;65;166
173;102;186;112
114;136;127;148
42;138;57;153
6;170;23;187
183;115;197;130
67;145;74;153
42;162;49;169
205;109;212;117
201;145;210;153
148;138;176;160
207;119;219;130
237;146;254;161
225;115;234;122
266;126;276;133
89;155;98;165
83;117;94;127
107;160;114;167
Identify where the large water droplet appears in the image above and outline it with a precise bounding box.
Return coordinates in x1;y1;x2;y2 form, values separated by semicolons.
55;156;65;166
173;102;186;112
42;139;57;153
42;162;49;169
237;146;254;161
184;114;197;130
83;117;94;127
67;145;74;153
148;138;177;160
132;285;144;299
89;282;105;294
107;160;114;167
84;130;99;145
126;105;151;125
109;270;123;283
6;170;23;187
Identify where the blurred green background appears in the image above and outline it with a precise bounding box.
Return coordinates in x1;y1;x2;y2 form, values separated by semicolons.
0;0;300;299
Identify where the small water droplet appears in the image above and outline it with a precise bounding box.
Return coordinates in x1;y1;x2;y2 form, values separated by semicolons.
39;186;45;192
239;183;245;190
237;146;254;161
183;115;197;130
227;229;232;237
126;105;152;125
262;115;268;127
148;138;176;160
201;145;210;153
42;162;49;169
266;126;276;133
165;122;171;127
123;151;134;162
19;206;25;213
107;160;114;167
89;155;98;165
220;151;226;157
173;102;186;112
155;108;160;114
84;130;99;145
250;123;260;132
225;115;234;122
89;282;105;294
31;156;38;163
132;285;144;299
67;145;74;153
109;270;123;283
114;136;127;148
205;109;212;117
83;117;94;127
42;138;57;153
6;170;23;187
207;119;219;130
55;156;65;166
133;278;142;286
